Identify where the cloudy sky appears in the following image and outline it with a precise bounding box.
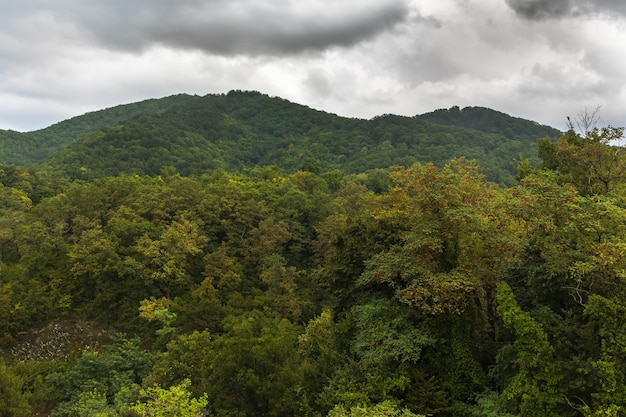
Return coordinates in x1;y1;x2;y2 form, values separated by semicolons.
1;0;625;132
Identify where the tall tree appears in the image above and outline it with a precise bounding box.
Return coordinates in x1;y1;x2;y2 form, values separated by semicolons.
538;112;625;196
496;282;567;417
136;215;207;298
360;159;523;315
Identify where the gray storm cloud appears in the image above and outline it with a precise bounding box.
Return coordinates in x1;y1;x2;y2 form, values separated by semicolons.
504;0;582;19
505;0;626;19
38;0;410;55
3;0;626;133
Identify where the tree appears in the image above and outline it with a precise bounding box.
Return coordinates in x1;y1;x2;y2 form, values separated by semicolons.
136;215;207;297
67;227;122;311
539;110;625;196
202;311;303;416
144;330;213;397
298;309;346;414
45;336;155;417
496;282;566;417
173;277;224;334
0;359;31;417
350;298;433;366
130;379;207;417
328;401;424;417
582;294;626;416
202;243;243;304
360;159;523;315
313;183;391;310
242;217;292;264
260;253;306;322
139;297;178;346
65;389;118;417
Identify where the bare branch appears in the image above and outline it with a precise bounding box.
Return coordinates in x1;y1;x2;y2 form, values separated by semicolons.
567;105;602;138
577;106;602;138
562;281;586;306
564;395;588;413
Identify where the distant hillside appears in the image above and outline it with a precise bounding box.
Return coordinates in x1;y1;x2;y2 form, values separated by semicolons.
0;94;195;165
417;105;561;141
2;91;562;185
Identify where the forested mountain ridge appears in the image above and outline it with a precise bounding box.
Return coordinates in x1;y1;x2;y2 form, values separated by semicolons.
0;94;195;166
417;105;560;141
3;94;626;416
2;90;560;185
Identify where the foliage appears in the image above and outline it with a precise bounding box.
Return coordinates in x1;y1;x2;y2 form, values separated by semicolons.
45;336;155;417
495;282;566;417
328;400;424;417
130;379;207;417
0;358;31;417
418;105;560;142
0;94;193;165
360;159;523;314
350;298;434;365
538;122;626;195
4;112;626;417
583;294;626;416
200;311;304;416
0;91;558;185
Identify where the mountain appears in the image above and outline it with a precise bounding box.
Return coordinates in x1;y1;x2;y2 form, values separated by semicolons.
0;94;195;165
416;105;561;141
1;91;562;185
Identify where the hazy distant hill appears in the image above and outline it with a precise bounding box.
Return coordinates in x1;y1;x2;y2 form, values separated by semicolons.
416;105;561;141
1;91;561;185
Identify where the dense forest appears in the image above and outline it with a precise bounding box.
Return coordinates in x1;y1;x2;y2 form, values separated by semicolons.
2;93;625;417
0;91;560;186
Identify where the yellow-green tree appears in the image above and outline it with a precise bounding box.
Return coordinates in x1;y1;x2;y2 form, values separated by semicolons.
328;401;424;417
360;159;524;315
0;359;31;417
136;215;207;297
130;379;207;417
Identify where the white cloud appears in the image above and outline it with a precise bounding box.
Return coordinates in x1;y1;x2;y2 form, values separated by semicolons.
1;0;625;132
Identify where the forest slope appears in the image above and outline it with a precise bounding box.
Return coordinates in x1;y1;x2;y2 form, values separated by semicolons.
0;94;196;165
2;91;560;185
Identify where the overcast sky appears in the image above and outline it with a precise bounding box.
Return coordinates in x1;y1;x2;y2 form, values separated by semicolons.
1;0;625;132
